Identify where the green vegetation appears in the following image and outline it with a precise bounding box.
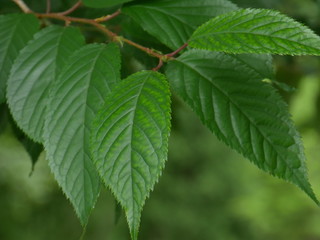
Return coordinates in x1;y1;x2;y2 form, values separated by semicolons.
0;0;320;239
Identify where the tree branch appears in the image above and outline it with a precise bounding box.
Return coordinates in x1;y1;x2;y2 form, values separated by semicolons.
95;10;121;23
57;1;82;16
12;0;33;13
46;0;51;13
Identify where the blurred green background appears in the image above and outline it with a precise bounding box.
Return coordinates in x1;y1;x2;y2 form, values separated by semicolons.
1;0;320;239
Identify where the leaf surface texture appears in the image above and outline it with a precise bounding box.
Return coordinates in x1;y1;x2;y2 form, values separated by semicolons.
7;26;84;142
44;43;121;224
190;9;320;55
91;71;171;239
122;0;238;50
0;14;39;103
166;50;318;203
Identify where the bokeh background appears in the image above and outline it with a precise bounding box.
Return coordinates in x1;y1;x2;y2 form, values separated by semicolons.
1;0;320;239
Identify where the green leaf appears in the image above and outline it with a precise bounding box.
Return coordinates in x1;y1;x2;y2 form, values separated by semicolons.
166;49;318;203
122;0;238;50
83;0;132;8
0;14;39;103
7;25;85;142
11;122;43;174
190;8;320;55
90;71;171;240
44;43;121;225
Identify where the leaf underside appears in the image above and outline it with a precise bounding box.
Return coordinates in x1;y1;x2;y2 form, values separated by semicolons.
0;14;39;103
166;49;318;204
44;43;122;225
7;25;85;143
122;0;238;50
190;8;320;55
91;71;171;240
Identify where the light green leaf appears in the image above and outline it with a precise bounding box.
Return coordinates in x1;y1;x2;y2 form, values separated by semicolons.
0;14;39;103
166;49;318;203
83;0;132;8
190;8;320;55
122;0;238;50
44;43;121;225
90;71;171;240
7;26;84;143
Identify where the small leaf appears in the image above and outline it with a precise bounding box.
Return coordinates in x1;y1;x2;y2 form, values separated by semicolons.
190;8;320;55
7;25;85;142
83;0;132;8
91;71;171;240
0;14;39;103
44;43;121;225
166;49;318;203
122;0;238;50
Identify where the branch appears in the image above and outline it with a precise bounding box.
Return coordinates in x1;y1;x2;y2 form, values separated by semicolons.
36;13;165;59
166;43;189;57
12;0;33;13
95;10;121;23
57;1;82;16
46;0;51;13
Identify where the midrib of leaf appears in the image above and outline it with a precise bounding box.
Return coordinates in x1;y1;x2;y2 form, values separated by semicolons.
127;75;147;231
192;31;320;52
178;60;303;174
80;49;105;207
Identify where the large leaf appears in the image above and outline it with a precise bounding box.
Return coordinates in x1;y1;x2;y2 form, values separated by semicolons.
44;43;121;225
190;9;320;55
90;71;171;240
0;14;39;103
166;49;318;203
122;0;238;50
83;0;132;8
7;25;84;143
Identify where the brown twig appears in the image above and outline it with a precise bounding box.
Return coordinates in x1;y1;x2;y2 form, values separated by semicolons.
166;43;189;57
12;0;33;13
153;43;189;71
35;13;166;60
152;59;164;71
46;0;51;13
95;10;121;23
57;1;82;16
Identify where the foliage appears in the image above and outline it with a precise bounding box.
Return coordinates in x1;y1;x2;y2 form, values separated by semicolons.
0;0;320;239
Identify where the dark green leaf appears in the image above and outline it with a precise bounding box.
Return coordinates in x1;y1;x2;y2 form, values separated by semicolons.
190;9;320;55
91;71;171;240
122;0;238;50
83;0;132;8
44;43;121;225
166;49;318;203
0;14;39;103
11;121;43;173
7;25;85;143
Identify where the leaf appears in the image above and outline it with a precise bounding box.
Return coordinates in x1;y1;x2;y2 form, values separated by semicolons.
122;0;238;50
7;25;85;143
0;14;39;103
90;71;171;240
83;0;132;8
11;121;43;174
44;43;121;225
166;49;318;203
189;8;320;55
